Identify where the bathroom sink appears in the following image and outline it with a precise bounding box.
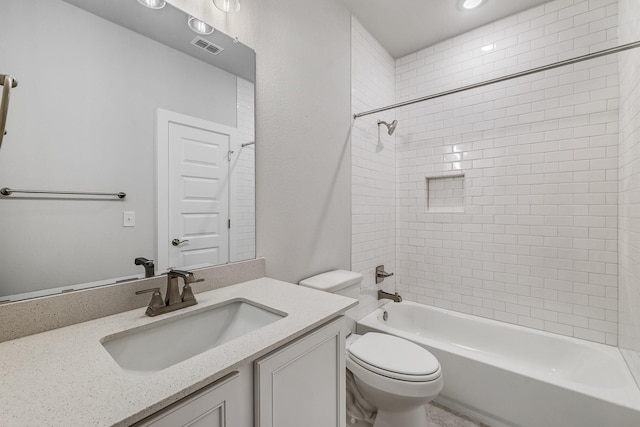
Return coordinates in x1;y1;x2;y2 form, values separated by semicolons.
101;299;286;374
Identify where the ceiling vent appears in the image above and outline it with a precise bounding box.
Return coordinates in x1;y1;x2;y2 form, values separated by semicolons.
190;36;224;56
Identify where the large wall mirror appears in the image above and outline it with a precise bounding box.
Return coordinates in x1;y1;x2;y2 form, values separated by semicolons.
0;0;256;302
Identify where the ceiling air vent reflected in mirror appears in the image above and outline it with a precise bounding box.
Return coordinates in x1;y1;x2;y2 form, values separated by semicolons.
190;36;224;55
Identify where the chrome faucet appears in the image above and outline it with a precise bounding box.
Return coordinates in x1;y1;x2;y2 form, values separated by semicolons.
135;269;203;317
378;290;402;303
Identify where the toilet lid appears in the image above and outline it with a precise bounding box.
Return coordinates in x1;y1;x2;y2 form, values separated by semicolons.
347;333;440;381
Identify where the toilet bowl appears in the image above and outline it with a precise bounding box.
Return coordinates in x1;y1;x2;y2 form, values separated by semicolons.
299;270;444;427
346;333;443;427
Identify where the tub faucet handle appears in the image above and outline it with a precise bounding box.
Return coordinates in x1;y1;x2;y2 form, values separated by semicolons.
376;265;394;284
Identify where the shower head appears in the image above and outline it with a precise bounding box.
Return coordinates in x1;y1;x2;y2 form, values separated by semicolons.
377;119;398;135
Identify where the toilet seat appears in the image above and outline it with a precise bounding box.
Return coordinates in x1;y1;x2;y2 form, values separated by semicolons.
347;333;441;382
348;353;441;382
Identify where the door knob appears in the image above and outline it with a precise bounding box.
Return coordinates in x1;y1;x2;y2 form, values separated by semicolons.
171;238;190;247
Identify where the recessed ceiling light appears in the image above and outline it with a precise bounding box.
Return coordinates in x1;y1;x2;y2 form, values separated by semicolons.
213;0;241;13
188;16;214;35
481;43;495;52
461;0;487;10
137;0;166;9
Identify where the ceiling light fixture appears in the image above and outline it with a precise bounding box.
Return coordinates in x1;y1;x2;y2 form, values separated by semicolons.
213;0;241;13
188;16;214;35
461;0;486;10
137;0;166;9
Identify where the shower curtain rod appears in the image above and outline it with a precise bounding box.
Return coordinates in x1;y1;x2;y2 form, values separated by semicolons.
353;40;640;119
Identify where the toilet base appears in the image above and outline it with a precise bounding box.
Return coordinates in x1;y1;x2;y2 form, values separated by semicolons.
346;415;373;427
372;405;427;427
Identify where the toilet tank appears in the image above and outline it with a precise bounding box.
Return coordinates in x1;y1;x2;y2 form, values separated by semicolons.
298;270;362;299
299;270;362;333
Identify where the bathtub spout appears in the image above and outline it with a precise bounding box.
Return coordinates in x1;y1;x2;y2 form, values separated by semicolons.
378;290;402;303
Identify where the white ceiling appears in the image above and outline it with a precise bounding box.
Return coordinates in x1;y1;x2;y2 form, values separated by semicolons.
339;0;553;58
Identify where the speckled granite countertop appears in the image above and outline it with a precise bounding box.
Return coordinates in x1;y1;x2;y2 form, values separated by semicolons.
0;278;357;426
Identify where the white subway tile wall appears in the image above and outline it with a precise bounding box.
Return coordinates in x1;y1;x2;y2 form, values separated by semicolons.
351;17;397;319
617;0;640;381
394;0;619;344
233;78;256;261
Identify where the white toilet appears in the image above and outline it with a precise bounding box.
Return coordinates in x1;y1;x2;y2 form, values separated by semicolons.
299;270;443;427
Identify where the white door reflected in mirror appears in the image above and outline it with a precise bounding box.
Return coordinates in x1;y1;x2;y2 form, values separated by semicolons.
158;109;238;273
168;119;231;269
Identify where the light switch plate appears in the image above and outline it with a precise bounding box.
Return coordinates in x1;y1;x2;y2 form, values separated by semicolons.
123;211;135;227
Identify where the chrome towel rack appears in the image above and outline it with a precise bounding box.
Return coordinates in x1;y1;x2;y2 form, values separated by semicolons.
0;188;126;199
0;74;18;150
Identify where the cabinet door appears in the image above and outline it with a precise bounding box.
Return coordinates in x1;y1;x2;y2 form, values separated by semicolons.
255;317;346;427
135;371;244;427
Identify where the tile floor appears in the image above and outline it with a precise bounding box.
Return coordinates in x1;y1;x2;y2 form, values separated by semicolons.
426;402;488;427
347;402;488;426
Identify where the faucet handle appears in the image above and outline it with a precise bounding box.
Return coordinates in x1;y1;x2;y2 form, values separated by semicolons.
376;265;394;284
168;269;204;283
181;283;197;303
135;287;159;294
135;287;165;310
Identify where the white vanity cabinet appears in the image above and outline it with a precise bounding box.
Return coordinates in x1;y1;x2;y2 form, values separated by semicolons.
134;365;253;427
255;317;347;427
133;317;346;427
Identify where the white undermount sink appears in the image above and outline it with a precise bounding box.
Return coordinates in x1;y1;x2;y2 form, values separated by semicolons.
101;299;286;374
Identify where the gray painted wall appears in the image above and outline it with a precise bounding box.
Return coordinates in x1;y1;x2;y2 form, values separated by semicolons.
168;0;353;284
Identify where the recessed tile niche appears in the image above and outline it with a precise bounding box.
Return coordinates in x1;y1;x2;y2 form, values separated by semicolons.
426;174;465;213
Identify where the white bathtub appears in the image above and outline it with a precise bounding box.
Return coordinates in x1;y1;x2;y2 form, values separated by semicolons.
357;301;640;427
